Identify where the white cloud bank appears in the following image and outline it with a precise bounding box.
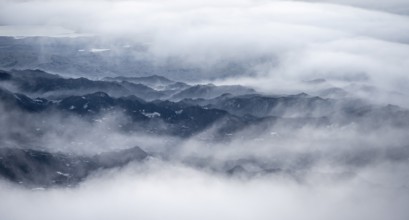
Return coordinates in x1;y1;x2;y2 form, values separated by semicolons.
1;0;409;105
0;160;408;220
0;1;409;219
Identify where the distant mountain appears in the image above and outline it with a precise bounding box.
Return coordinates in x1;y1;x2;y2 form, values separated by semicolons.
0;69;256;101
0;146;147;187
0;86;50;112
2;70;409;139
181;93;334;118
0;36;258;80
2;69;409;187
104;75;190;97
172;84;256;100
0;69;166;100
104;75;188;90
180;92;409;127
0;87;258;137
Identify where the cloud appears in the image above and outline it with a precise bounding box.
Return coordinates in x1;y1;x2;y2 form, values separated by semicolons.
1;1;409;219
1;0;408;105
1;84;409;219
0;159;408;220
304;0;409;14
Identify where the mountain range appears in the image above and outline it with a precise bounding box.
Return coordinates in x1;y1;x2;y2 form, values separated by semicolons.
1;68;409;187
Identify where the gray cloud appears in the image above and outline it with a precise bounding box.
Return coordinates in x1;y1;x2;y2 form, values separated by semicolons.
1;0;408;106
1;86;409;219
1;1;409;219
0;159;408;220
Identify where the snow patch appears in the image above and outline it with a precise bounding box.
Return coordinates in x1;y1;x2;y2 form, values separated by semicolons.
90;48;110;53
56;171;70;177
142;111;161;118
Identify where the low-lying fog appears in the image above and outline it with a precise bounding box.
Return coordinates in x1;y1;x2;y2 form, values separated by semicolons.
1;160;408;220
1;103;408;219
1;0;409;219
